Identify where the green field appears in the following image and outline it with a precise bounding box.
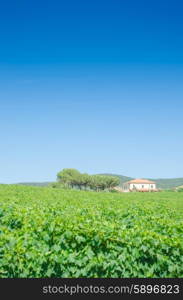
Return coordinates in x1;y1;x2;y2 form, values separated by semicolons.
0;184;183;278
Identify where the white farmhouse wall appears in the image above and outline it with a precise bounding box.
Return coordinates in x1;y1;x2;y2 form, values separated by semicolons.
122;182;157;192
129;183;156;190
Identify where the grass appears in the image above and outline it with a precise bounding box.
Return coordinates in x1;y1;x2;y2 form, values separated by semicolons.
0;184;183;278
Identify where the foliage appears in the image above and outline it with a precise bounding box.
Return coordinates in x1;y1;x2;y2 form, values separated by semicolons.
56;169;120;191
57;169;81;188
0;184;183;278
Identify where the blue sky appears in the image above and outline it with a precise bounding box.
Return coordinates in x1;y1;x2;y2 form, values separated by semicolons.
0;0;183;183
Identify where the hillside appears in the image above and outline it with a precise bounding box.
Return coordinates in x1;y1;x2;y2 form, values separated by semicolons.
17;182;51;187
151;178;183;190
101;174;183;190
16;175;183;190
99;174;133;185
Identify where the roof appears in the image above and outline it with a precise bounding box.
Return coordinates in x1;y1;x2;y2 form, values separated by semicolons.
127;178;156;184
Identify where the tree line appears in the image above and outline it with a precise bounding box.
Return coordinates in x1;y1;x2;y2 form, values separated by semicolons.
52;168;120;191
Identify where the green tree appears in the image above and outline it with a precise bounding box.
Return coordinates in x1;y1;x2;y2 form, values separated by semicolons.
56;169;120;191
88;175;106;191
57;168;81;188
105;176;120;189
79;173;91;190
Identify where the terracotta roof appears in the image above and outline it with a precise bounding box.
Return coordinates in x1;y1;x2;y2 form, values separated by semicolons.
127;178;155;184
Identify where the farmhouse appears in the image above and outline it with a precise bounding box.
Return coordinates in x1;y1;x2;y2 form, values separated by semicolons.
123;179;157;192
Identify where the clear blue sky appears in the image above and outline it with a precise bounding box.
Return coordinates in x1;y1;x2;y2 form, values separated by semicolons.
0;0;183;183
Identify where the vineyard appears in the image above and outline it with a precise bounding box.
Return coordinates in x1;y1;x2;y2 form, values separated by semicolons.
0;184;183;278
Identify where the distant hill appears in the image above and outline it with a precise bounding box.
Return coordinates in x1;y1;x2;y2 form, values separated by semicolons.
99;174;133;184
100;174;183;190
15;175;183;190
17;182;51;187
150;178;183;190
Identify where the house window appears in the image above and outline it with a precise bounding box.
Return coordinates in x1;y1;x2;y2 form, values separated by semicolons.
151;185;154;188
142;185;144;188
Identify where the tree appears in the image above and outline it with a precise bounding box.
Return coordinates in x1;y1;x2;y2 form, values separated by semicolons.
57;168;81;188
89;175;107;191
88;175;120;191
79;173;91;190
97;176;108;190
56;169;120;191
105;176;120;189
